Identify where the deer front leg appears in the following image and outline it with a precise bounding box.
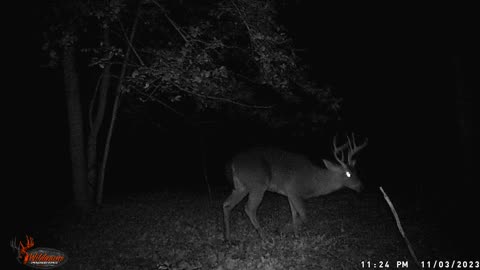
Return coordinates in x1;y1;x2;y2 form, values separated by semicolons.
288;196;306;237
223;189;248;241
244;190;266;239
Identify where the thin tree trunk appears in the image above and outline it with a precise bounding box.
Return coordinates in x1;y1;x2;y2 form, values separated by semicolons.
97;91;121;205
200;133;212;201
63;36;92;212
87;28;112;196
96;10;141;205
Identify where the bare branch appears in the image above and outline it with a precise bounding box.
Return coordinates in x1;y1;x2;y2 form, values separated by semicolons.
88;73;103;130
137;92;185;117
118;19;145;66
380;187;421;269
152;0;189;44
172;82;272;109
230;0;253;37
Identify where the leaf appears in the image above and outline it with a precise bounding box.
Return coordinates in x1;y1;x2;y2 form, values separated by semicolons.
132;70;139;78
193;76;202;83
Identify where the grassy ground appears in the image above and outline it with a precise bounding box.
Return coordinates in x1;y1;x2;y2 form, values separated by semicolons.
30;189;444;270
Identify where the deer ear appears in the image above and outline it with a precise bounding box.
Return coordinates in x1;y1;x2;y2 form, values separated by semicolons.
323;159;342;172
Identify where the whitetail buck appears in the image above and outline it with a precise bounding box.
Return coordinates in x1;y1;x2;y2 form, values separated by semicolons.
223;134;368;240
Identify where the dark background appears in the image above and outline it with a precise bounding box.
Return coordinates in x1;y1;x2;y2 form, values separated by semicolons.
11;2;476;258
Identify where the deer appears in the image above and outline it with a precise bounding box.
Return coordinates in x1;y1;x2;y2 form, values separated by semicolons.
223;134;368;241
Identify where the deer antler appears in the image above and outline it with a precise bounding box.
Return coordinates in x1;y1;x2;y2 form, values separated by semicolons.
333;135;349;168
20;235;34;254
10;237;19;252
346;133;368;165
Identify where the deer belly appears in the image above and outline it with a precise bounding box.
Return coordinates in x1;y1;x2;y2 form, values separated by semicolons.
267;181;287;196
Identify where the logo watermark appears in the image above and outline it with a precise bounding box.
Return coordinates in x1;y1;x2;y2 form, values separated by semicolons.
10;235;68;269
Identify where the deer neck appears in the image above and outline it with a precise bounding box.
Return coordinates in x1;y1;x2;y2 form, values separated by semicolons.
311;167;344;197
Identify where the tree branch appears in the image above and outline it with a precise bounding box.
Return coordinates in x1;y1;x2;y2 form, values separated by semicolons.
118;19;145;66
88;73;103;130
172;82;272;109
152;0;189;44
137;92;185;117
230;0;253;37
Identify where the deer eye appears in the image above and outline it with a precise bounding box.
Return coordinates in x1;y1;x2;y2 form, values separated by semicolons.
345;171;351;178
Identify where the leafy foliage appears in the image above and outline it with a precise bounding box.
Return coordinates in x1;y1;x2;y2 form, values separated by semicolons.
121;0;340;129
42;0;342;130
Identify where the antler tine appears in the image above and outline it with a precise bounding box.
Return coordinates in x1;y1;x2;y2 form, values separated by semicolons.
26;235;34;248
347;133;368;165
332;135;348;167
10;237;19;251
346;133;354;151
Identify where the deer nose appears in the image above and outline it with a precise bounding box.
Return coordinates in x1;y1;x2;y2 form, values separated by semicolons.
354;183;364;193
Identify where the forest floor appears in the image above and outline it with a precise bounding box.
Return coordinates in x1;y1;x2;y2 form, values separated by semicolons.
25;189;451;269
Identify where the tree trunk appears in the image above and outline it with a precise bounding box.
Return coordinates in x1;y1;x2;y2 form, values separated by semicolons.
87;28;112;198
96;7;141;205
199;133;212;201
97;91;121;205
63;37;93;212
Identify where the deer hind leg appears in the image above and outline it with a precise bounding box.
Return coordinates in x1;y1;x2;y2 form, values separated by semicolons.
223;188;248;241
287;196;306;236
244;188;267;239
